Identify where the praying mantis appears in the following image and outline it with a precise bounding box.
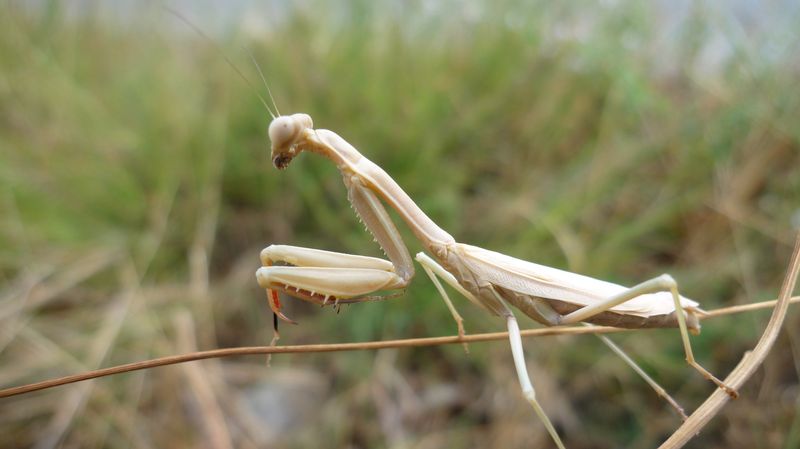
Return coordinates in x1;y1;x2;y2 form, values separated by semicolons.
255;112;738;449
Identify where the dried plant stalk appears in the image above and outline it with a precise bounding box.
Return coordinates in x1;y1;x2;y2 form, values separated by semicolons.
2;294;798;400
659;231;800;448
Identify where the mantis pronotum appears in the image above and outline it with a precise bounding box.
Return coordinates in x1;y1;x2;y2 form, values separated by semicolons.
255;112;737;449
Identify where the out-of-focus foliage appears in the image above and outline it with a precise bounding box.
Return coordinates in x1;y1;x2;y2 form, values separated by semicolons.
1;1;798;448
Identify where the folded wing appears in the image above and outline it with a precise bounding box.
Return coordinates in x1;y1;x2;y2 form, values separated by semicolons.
457;244;699;318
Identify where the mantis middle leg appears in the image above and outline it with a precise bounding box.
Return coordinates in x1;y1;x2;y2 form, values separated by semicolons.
415;252;567;449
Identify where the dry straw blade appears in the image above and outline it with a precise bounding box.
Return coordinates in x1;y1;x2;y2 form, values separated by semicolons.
659;231;800;448
2;293;798;400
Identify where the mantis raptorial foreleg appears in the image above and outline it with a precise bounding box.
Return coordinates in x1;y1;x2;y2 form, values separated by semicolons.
257;245;408;322
257;167;414;322
259;246;404;293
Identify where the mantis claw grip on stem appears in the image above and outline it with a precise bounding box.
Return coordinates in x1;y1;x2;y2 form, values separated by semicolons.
255;113;736;448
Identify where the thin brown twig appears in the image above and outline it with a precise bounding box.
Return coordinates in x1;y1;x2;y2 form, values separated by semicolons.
659;231;800;448
698;295;800;317
1;294;798;400
0;326;621;399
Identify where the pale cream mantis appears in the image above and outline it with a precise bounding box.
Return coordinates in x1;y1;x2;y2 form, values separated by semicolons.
255;112;738;449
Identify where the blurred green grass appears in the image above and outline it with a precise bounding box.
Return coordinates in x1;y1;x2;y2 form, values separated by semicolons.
1;1;799;448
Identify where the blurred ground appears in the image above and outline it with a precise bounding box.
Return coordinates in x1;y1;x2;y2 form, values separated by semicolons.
1;1;799;448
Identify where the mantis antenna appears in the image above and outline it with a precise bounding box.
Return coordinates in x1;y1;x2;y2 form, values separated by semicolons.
164;6;277;119
247;48;281;117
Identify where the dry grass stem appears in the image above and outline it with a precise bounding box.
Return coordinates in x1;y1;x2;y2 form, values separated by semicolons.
659;231;800;448
2;293;798;401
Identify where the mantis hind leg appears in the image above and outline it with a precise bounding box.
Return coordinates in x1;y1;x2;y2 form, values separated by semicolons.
560;274;738;398
588;325;688;420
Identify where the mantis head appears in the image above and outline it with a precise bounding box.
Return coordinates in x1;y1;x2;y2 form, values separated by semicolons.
268;113;313;169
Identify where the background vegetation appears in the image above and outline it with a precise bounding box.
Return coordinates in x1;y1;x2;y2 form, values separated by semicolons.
1;1;798;448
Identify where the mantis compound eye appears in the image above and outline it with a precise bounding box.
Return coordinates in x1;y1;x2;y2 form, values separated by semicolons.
268;116;298;148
